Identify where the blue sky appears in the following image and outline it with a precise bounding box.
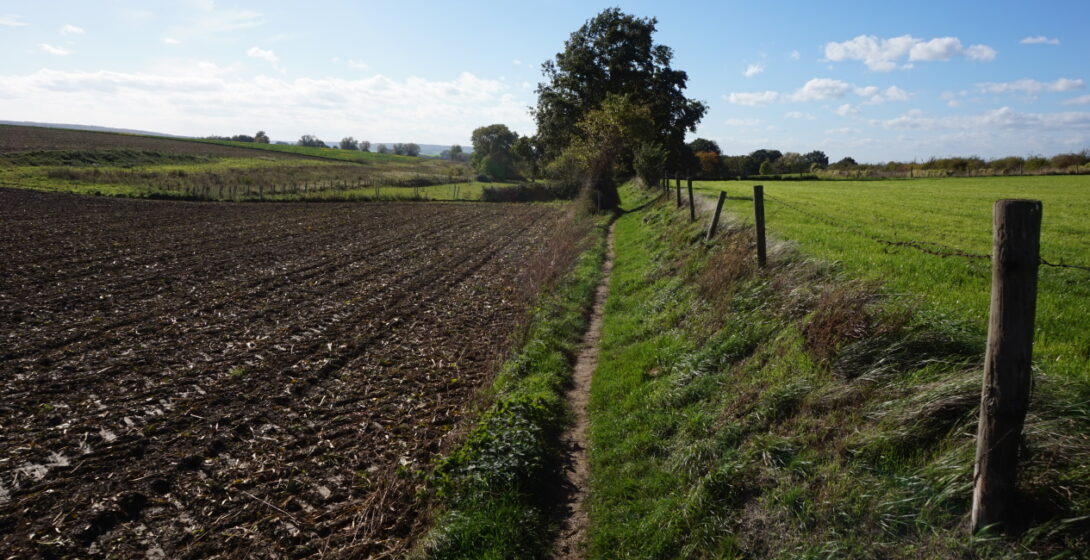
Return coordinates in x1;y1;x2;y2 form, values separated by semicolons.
1;0;1088;161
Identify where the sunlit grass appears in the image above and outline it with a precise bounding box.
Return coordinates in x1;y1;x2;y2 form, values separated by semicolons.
692;176;1090;381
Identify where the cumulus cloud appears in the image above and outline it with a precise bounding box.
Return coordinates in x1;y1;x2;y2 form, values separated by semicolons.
0;66;532;144
61;24;84;35
743;63;764;77
824;34;996;71
1020;36;1060;45
246;47;279;64
790;78;854;101
0;14;29;26
39;43;71;56
1063;95;1090;106
836;104;859;117
977;78;1083;94
726;91;779;106
877;106;1090;132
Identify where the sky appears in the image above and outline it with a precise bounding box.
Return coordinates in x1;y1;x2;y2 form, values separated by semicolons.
1;0;1088;162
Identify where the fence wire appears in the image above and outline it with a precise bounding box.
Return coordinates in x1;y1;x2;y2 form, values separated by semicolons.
760;194;1090;273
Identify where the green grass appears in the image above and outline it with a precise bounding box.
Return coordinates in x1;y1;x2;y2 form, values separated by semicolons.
692;175;1090;381
413;211;607;559
193;138;429;164
585;182;1089;559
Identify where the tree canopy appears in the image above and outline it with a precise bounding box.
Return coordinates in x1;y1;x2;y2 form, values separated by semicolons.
533;8;706;169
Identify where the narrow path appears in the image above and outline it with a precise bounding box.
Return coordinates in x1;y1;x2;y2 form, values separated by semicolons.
553;221;616;559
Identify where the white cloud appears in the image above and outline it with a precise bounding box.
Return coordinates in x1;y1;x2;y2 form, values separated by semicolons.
725;91;779;106
61;24;85;35
977;78;1083;94
0;14;29;26
1063;95;1090;106
827;127;861;135
835;104;859;117
347;59;369;70
743;63;764;77
1020;36;1060;45
513;59;522;66
789;50;800;60
784;111;814;120
725;118;760;126
39;43;71;56
790;78;854;101
824;34;996;71
246;47;279;64
877;106;1090;132
169;1;263;37
163;37;181;45
0;66;531;144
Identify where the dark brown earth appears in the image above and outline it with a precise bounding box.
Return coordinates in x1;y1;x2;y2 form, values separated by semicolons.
0;124;303;159
0;188;561;558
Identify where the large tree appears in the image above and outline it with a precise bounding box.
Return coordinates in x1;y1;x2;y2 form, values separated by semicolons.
470;124;520;180
533;8;706;168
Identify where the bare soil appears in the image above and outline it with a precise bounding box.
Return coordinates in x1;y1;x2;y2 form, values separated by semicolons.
0;188;561;558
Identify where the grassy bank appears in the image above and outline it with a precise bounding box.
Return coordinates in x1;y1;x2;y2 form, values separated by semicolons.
412;209;609;559
587;182;1089;558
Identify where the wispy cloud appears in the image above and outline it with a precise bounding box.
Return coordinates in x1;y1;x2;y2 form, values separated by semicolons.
61;24;84;35
784;111;814;120
789;50;800;60
163;37;181;45
0;66;531;144
877;107;1090;132
743;63;764;77
824;34;996;71
977;78;1083;94
347;60;369;70
0;14;29;26
246;47;279;64
835;104;859;117
725;91;779;106
169;1;263;37
725;118;760;126
1020;36;1060;45
39;43;72;56
1063;95;1090;106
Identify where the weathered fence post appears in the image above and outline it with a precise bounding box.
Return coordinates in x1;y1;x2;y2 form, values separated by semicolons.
675;175;682;208
753;185;767;267
706;191;726;242
971;199;1042;534
687;177;695;222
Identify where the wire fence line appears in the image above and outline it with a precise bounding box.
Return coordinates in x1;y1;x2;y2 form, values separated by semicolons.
758;193;1090;273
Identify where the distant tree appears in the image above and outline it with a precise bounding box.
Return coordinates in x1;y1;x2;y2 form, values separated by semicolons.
778;152;806;174
404;143;421;157
688;138;721;155
376;143;388;154
511;137;540;180
392;143;406;155
695;151;722;177
829;156;858;170
231;134;255;142
633;141;669;186
448;144;464;161
254;131;270;144
803;150;828;168
340;136;359;150
749;149;782;166
298;135;326;148
470;124;520;180
758;160;773;175
359;140;371;152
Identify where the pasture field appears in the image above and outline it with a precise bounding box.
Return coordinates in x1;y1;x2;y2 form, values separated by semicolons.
0;188;562;558
693;176;1090;381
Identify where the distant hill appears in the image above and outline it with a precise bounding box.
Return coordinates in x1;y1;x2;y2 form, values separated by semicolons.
0;121;468;157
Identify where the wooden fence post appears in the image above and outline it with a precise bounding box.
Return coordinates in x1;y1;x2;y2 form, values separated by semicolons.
971;199;1042;534
687;177;695;222
675;175;682;208
753;185;767;267
706;191;726;242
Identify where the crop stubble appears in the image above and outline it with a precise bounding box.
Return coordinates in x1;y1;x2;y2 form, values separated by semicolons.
0;188;562;558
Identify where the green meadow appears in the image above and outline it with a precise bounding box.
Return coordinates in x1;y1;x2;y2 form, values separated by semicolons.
693;176;1090;381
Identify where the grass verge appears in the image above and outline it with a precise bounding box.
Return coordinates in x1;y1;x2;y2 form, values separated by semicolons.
587;182;1089;559
411;207;610;559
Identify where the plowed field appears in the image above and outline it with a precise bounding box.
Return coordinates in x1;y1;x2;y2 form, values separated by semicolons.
0;189;561;558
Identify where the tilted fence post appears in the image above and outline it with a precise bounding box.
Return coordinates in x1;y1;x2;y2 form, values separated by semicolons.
706;191;726;242
687;177;695;222
753;185;766;267
971;199;1042;534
